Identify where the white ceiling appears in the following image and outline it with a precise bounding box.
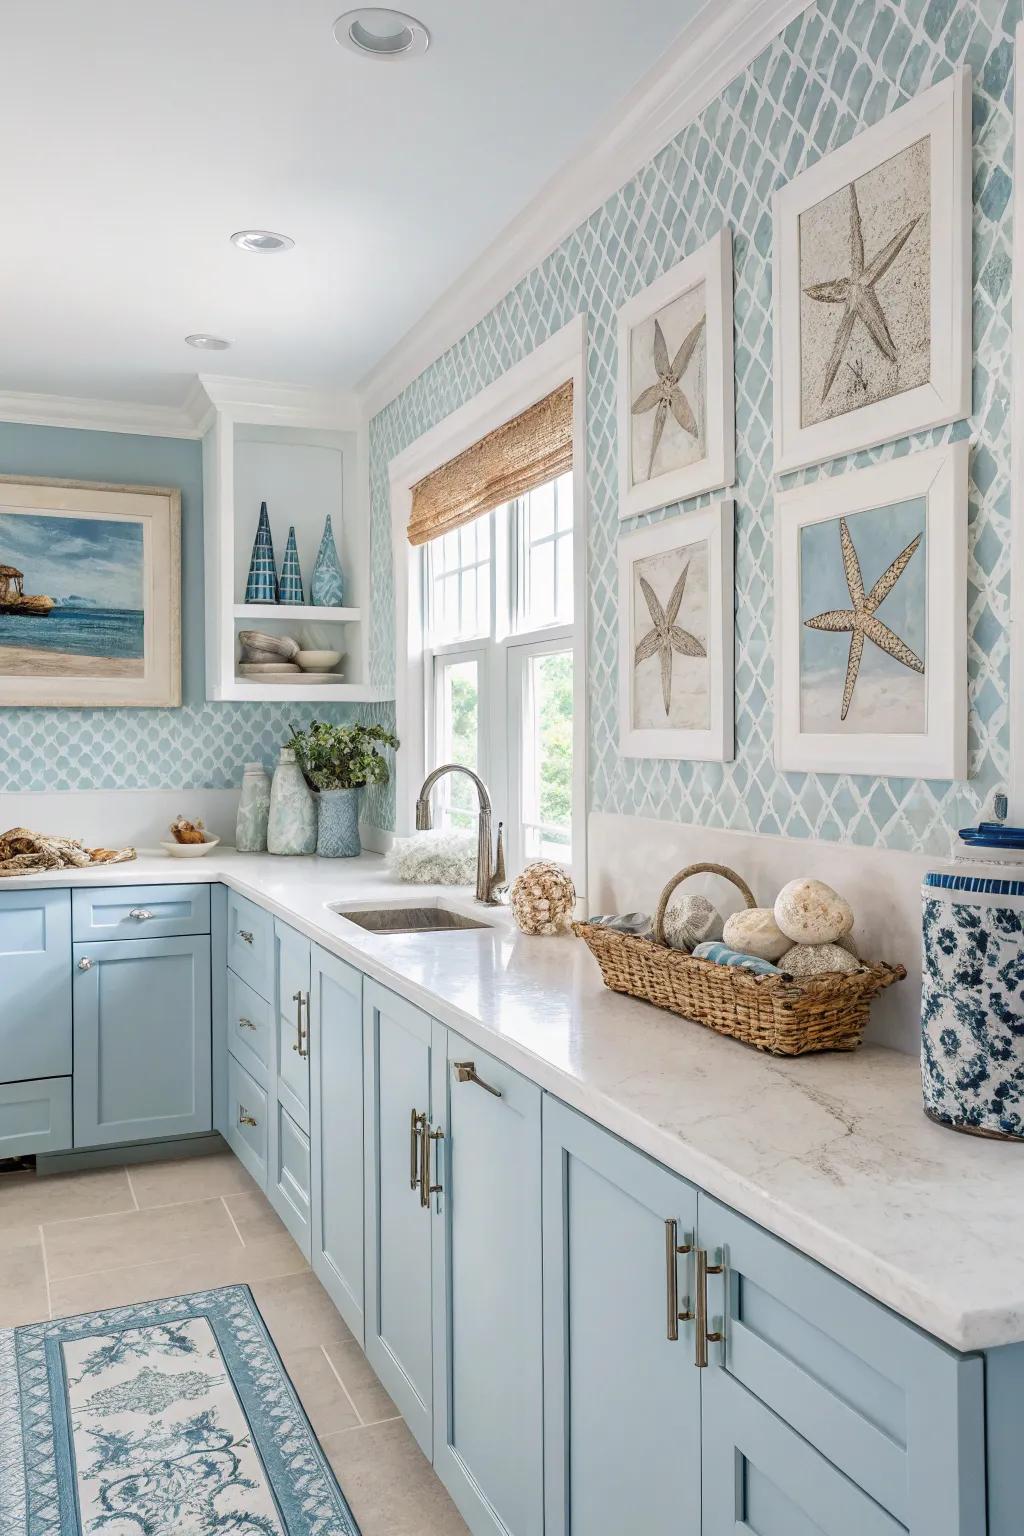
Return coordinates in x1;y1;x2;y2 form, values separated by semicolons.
1;0;707;408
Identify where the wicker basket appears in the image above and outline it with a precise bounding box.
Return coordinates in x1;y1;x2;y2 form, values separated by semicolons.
574;862;905;1056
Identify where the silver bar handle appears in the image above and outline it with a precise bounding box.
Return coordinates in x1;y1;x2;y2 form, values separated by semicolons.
665;1219;694;1342
453;1060;501;1097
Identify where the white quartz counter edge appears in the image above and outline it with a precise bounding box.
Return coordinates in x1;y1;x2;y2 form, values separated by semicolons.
9;851;1024;1354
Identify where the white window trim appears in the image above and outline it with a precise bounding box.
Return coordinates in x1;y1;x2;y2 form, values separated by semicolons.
388;315;589;899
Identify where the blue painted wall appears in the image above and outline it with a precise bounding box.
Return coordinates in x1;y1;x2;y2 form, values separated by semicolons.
0;422;347;791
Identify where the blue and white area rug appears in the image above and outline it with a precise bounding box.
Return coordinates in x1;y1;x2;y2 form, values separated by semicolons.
0;1284;360;1534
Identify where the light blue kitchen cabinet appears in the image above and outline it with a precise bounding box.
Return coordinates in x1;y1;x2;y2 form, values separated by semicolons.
364;978;435;1457
0;1077;72;1157
72;883;210;942
72;935;212;1147
542;1097;701;1536
270;1100;312;1256
275;919;310;1130
309;945;365;1343
225;888;275;1001
431;1030;543;1536
0;887;72;1083
226;1050;269;1187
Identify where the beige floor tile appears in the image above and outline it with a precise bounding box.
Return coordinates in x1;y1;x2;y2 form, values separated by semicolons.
322;1419;469;1536
285;1343;361;1437
0;1230;49;1327
0;1167;134;1244
129;1152;258;1208
326;1336;397;1425
251;1270;359;1359
223;1189;291;1244
49;1238;309;1318
43;1195;240;1280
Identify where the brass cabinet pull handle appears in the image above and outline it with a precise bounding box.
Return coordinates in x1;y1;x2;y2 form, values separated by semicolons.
420;1121;444;1208
665;1219;694;1341
410;1109;426;1190
453;1060;502;1097
238;1016;257;1031
77;956;93;972
128;907;155;921
238;929;254;945
694;1248;724;1368
239;1106;257;1128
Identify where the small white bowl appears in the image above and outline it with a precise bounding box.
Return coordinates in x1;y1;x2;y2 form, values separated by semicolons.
160;836;222;858
296;649;343;672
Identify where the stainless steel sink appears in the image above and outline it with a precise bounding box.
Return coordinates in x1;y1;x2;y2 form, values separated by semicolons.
333;904;492;934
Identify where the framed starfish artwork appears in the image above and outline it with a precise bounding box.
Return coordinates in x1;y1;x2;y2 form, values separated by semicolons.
774;442;968;778
618;501;734;760
773;69;971;472
616;228;735;519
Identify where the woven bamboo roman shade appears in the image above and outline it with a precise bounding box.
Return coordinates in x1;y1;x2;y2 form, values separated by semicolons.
407;380;573;547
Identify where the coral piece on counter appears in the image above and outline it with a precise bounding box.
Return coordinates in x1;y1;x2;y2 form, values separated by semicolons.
662;893;723;952
387;829;478;885
692;941;782;976
510;861;576;935
780;942;860;976
0;827;136;878
170;814;207;845
774;878;854;945
722;907;790;961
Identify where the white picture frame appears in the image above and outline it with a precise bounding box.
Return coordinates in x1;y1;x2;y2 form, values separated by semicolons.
774;441;968;778
619;500;734;761
617;228;735;519
0;476;181;708
773;69;972;474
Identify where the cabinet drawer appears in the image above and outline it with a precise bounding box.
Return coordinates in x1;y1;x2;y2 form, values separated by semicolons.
226;1054;268;1188
73;883;210;941
226;890;274;1001
270;1103;311;1257
0;887;72;1081
227;967;272;1082
0;1077;72;1157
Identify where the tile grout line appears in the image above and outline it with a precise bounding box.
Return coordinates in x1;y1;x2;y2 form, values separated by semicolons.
221;1195;247;1249
38;1224;53;1321
124;1167;139;1211
319;1343;364;1427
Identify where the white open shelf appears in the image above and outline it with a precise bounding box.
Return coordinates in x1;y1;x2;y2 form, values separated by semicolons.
233;603;362;622
219;680;391;703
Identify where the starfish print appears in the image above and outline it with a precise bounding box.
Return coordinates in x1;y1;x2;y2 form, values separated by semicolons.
635;561;706;716
804;180;921;402
804;516;924;722
632;314;705;479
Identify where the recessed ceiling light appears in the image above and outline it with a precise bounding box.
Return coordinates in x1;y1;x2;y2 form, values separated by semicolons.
230;229;295;254
185;333;231;350
333;8;430;59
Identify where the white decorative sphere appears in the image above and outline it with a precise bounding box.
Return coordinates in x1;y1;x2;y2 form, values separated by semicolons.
662;893;723;952
722;907;791;962
774;878;854;946
780;942;860;977
510;861;576;935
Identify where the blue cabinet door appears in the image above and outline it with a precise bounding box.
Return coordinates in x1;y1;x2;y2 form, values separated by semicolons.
364;979;434;1457
542;1098;701;1536
275;920;310;1130
310;946;364;1344
72;936;212;1147
0;887;71;1082
431;1029;543;1536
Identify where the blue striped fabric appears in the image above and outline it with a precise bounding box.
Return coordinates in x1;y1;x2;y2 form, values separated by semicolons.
692;941;782;976
924;872;1024;897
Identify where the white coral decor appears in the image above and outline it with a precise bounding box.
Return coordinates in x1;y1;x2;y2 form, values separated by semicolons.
510;861;576;935
386;830;478;886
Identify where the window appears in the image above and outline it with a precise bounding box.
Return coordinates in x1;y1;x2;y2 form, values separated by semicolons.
423;470;577;876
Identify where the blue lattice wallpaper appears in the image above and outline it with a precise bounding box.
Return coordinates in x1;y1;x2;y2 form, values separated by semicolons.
366;0;1016;856
0;423;350;792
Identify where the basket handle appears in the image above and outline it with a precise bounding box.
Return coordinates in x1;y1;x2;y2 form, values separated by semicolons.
652;862;757;947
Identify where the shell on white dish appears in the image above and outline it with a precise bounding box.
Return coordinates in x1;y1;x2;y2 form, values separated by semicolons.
238;630;300;661
780;942;860;976
773;878;854;945
662;893;723;952
722;907;791;962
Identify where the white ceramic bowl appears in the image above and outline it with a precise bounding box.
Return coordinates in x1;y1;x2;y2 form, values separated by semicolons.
160;836;221;858
296;649;343;672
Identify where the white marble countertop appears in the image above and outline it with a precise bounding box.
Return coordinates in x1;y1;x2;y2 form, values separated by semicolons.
7;848;1023;1353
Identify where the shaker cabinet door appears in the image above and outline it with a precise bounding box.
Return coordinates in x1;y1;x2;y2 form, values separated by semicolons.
275;920;310;1129
542;1097;701;1536
0;887;71;1082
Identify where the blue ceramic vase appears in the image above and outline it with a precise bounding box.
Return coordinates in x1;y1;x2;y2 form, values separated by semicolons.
278;527;305;605
267;749;316;855
244;502;278;603
316;787;362;858
310;514;345;607
235;762;272;852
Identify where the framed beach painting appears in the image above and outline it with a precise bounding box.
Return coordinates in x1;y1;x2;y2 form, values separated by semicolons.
0;477;180;707
773;69;972;472
774;441;968;778
617;228;735;519
618;500;734;761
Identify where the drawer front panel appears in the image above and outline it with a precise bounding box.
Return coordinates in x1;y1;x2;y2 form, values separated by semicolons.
271;1104;311;1257
0;888;72;1081
226;891;274;1000
226;1053;268;1188
73;884;210;942
0;1077;72;1157
227;968;273;1080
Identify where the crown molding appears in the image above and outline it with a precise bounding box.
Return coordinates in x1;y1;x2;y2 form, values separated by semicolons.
358;0;809;418
196;374;362;431
0;389;207;439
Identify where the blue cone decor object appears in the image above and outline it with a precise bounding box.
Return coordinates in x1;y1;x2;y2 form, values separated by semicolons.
244;501;278;603
278;525;305;605
310;513;345;607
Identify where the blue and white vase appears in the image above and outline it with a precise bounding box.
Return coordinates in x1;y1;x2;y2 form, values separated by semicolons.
316;787;361;858
921;868;1024;1140
244;501;278;603
310;514;345;607
267;748;316;855
278;526;305;605
235;762;272;852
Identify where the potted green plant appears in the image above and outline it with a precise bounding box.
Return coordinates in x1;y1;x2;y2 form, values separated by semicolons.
286;720;399;858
